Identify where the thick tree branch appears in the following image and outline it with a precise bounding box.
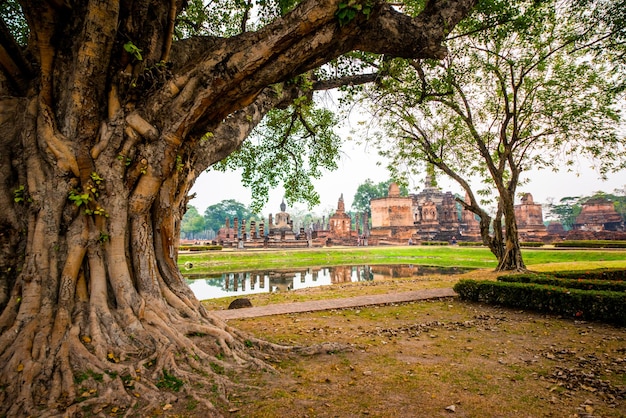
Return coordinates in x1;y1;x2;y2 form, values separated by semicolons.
161;0;477;141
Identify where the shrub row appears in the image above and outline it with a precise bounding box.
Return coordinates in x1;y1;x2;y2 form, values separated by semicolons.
554;240;626;248
497;274;626;292
420;241;450;246
179;245;223;251
454;279;626;325
458;241;484;246
551;269;626;281
520;242;545;247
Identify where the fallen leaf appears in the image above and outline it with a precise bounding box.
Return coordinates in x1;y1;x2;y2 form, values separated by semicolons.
16;364;24;372
162;403;172;411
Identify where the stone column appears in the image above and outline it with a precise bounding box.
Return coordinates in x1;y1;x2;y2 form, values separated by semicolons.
250;220;257;239
225;217;230;238
233;218;239;239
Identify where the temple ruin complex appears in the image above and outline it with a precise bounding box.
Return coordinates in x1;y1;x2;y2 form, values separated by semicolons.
213;182;624;248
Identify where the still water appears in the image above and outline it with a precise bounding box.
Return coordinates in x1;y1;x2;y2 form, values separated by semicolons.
185;264;469;300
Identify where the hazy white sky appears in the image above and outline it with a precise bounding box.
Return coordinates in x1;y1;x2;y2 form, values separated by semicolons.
189;137;625;217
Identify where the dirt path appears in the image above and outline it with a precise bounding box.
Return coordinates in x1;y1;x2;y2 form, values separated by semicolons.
213;288;457;320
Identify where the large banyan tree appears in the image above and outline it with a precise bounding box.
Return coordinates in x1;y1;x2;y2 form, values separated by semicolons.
0;0;475;415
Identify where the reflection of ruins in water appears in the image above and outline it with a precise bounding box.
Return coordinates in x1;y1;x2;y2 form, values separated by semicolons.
186;265;470;300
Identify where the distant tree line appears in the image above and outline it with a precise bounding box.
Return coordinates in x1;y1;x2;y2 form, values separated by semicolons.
180;200;257;240
182;186;626;240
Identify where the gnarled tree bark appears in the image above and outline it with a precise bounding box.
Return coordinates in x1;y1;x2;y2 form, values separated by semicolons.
0;0;476;415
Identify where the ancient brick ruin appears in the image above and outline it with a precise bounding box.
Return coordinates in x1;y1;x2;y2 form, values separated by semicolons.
214;183;624;248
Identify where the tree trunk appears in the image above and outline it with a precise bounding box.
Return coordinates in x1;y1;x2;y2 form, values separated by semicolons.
495;197;527;271
0;0;476;415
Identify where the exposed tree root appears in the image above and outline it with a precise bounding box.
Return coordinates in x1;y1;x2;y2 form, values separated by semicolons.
0;297;349;417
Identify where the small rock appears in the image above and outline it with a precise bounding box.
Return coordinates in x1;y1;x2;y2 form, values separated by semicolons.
228;298;252;309
445;404;456;413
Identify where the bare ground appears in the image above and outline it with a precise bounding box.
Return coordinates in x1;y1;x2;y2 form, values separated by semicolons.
162;270;626;417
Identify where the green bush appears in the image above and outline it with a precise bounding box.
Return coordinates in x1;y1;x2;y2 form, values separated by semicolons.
498;274;626;292
179;245;223;252
454;279;626;326
520;242;544;247
458;241;484;246
551;269;626;281
420;241;449;246
554;240;626;248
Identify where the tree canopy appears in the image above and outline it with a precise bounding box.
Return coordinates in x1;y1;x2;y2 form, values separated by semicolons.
363;0;625;270
203;199;257;233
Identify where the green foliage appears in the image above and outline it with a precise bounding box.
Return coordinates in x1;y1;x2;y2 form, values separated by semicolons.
13;185;25;203
209;362;225;375
181;205;207;239
498;273;626;292
123;42;143;61
117;154;132;166
454;277;626;325
69;190;91;208
335;1;373;27
351;179;408;216
214;97;340;212
175;0;303;39
554;240;626;249
179;245;223;251
546;190;626;228
201;200;257;234
0;1;28;45
156;369;184;392
74;369;104;385
98;232;110;243
364;0;624;269
551;269;626;281
90;172;104;186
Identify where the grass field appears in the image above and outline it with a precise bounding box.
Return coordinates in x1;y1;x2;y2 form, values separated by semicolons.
174;246;626;417
178;245;626;275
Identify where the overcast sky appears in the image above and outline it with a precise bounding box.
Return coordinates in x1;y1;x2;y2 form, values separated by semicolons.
189;137;625;218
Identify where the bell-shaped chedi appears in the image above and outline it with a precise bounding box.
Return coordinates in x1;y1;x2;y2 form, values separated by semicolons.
514;193;547;240
329;194;352;238
573;197;623;232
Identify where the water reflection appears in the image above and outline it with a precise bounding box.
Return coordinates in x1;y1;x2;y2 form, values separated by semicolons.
186;264;469;300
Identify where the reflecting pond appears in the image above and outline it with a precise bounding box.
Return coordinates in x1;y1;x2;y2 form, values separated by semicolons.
185;264;470;300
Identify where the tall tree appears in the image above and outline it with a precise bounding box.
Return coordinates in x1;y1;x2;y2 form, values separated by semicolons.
0;0;476;415
365;0;625;271
352;178;408;216
180;204;207;239
203;199;255;234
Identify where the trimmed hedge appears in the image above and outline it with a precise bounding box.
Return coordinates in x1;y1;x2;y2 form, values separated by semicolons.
497;274;626;292
420;241;450;246
554;240;626;248
454;279;626;325
551;269;626;281
520;242;544;247
179;245;223;251
458;241;484;246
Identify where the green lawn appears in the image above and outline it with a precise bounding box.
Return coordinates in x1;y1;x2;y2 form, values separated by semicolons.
178;245;626;274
